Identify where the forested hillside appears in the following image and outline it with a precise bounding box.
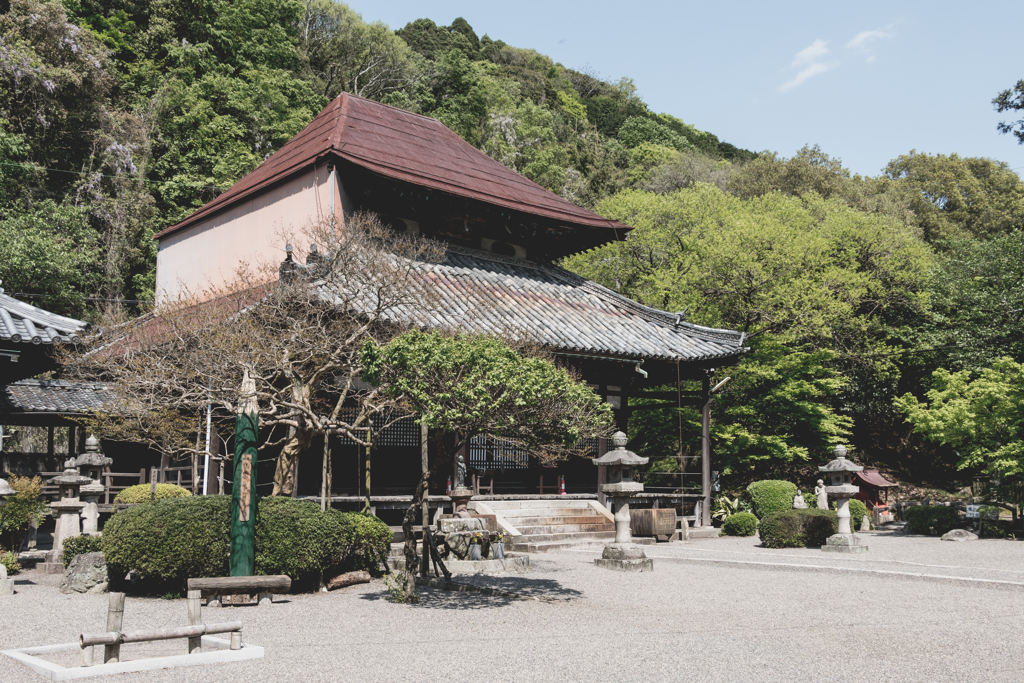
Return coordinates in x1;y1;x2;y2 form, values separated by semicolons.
0;0;752;316
3;0;1024;488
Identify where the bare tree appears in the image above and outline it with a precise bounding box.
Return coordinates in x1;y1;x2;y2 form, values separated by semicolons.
64;213;444;495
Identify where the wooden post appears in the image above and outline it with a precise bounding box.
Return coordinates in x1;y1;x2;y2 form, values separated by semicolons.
230;630;242;651
186;589;202;654
362;422;373;514
701;376;712;528
420;422;430;578
597;437;608;508
67;425;75;457
291;448;299;499
104;592;125;664
320;432;331;512
47;426;54;458
150;467;158;501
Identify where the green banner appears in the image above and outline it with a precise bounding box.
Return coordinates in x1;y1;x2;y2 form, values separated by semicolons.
229;410;258;576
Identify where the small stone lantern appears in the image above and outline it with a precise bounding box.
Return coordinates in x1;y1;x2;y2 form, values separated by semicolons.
820;445;868;554
592;431;653;572
42;458;94;574
75;435;111;535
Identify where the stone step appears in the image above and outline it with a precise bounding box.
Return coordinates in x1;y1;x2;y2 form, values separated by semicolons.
483;500;596;510
508;530;615;545
510;515;612;526
493;507;605;519
514;523;614;536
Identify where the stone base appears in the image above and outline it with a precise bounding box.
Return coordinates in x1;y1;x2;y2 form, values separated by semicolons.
595;542;653;571
821;533;868;554
41;562;65;574
594;558;654;572
0;578;14;595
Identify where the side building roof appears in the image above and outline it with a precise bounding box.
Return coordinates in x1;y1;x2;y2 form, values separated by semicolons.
1;379;114;425
0;291;88;345
155;93;630;241
324;245;747;363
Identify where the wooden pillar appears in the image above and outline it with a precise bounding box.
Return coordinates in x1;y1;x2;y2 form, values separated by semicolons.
597;436;608;508
701;377;712;527
47;426;54;458
104;593;125;664
361;424;372;514
67;425;75;458
186;589;202;654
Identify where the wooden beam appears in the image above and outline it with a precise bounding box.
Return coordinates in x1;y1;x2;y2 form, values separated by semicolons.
187;575;291;597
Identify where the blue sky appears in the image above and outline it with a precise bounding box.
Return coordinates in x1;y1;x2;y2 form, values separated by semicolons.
355;0;1023;178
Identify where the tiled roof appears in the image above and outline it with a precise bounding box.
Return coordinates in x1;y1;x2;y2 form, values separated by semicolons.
1;379;114;414
155;93;631;240
0;292;88;345
327;245;747;363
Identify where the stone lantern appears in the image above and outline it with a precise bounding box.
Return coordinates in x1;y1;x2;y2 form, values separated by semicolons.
74;435;111;535
819;445;868;554
592;431;653;572
42;457;94;574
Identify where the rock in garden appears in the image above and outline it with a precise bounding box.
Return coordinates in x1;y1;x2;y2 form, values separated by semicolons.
444;532;472;560
941;529;978;542
59;552;109;594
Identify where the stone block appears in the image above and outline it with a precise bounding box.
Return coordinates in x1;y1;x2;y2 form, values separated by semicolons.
59;552;109;594
0;578;14;595
594;558;654;572
821;533;868;554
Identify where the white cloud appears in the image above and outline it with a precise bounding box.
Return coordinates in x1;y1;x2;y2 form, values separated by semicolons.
847;28;894;49
791;39;829;67
780;62;831;91
779;40;831;92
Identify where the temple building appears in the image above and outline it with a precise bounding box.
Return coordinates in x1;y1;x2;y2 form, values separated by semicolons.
152;93;748;528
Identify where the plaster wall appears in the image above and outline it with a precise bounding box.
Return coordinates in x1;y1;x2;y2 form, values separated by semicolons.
155;165;347;303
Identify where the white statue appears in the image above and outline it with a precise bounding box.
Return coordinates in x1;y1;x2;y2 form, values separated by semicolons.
814;479;828;510
793;490;807;509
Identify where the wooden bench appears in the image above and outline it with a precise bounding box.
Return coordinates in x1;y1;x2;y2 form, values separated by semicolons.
186;575;291;607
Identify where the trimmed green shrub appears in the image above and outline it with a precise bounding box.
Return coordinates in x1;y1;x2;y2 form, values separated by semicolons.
342;512;393;573
803;492;818;509
0;549;20;575
758;509;837;549
904;505;961;535
114;483;192;505
102;496;231;590
102;495;391;592
746;480;798;519
62;535;103;568
722;512;758;536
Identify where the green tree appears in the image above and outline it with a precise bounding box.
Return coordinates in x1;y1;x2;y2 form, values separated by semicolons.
882;151;1024;242
897;358;1024;477
994;79;1024;145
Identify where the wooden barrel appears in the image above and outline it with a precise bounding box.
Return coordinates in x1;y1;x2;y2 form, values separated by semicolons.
630;508;676;540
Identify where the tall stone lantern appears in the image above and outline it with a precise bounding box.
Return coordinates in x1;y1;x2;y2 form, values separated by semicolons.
75;435;112;535
592;431;653;572
820;445;868;554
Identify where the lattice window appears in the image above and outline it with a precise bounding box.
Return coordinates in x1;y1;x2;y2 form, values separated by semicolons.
468;435;599;470
334;410;418;447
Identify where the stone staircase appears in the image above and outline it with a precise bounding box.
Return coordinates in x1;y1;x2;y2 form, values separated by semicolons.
470;499;616;553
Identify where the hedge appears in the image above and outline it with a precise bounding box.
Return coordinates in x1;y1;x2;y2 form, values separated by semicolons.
63;535;103;568
722;512;758;537
904;506;962;536
114;483;192;505
758;509;837;549
832;499;870;530
102;495;392;592
746;480;798;519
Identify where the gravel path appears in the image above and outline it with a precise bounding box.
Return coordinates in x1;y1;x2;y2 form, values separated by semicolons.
2;533;1023;682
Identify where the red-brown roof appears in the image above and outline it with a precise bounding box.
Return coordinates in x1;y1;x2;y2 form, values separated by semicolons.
855;469;898;488
155;93;631;240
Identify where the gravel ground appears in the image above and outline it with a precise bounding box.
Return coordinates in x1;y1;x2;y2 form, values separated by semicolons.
2;532;1024;683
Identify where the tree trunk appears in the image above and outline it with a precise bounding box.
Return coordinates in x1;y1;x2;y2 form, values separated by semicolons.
402;471;428;595
273;427;313;496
